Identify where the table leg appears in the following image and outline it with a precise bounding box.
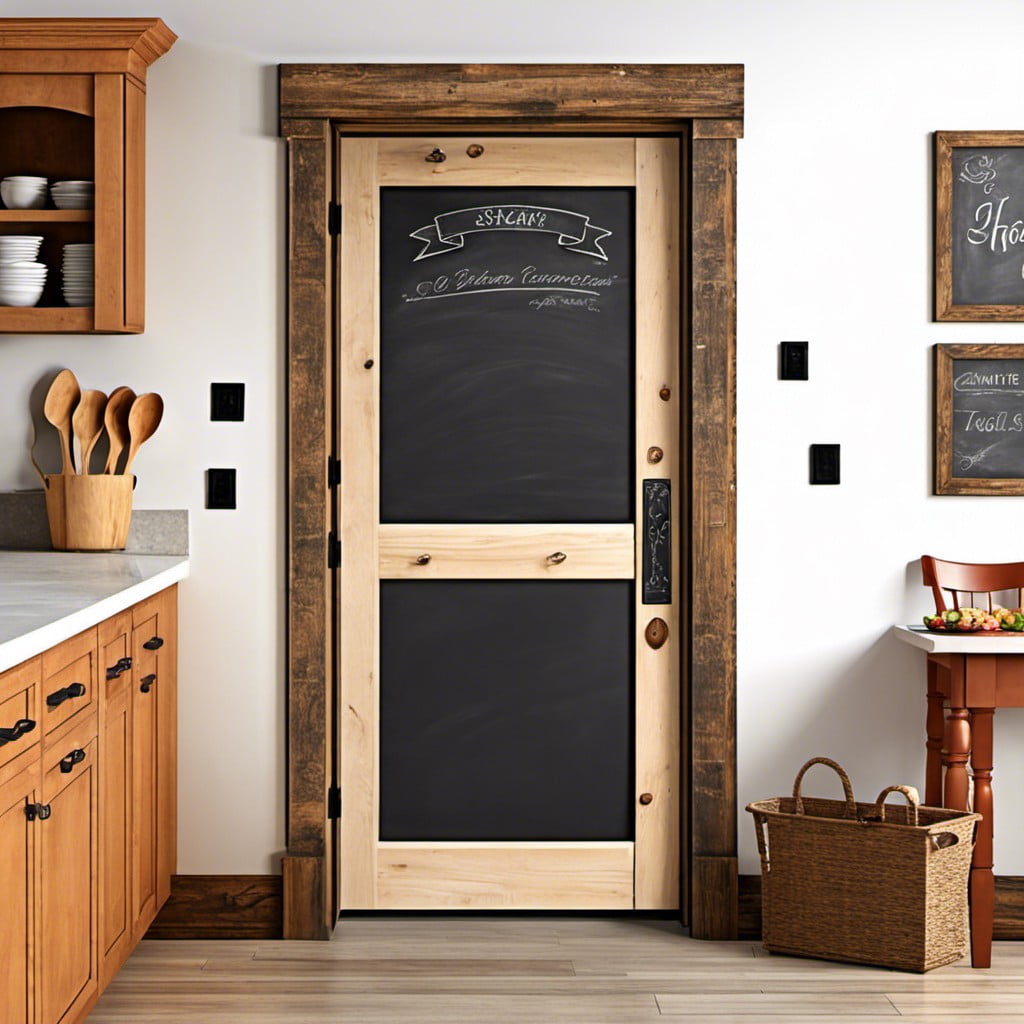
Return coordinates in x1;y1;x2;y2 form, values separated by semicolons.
926;658;944;805
942;705;972;812
969;707;995;969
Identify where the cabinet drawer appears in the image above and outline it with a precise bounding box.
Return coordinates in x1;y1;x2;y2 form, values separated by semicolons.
0;657;41;775
41;630;97;745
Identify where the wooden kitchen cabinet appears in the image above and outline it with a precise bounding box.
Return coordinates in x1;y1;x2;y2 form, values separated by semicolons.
0;18;175;333
0;584;178;1023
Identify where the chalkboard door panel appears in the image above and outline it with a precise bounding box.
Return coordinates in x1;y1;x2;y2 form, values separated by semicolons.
337;136;680;911
379;185;634;524
380;581;634;841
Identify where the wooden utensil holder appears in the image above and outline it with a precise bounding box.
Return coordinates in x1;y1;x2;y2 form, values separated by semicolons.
43;474;133;551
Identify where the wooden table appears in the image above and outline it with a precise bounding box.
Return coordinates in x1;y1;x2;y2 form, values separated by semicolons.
893;624;1024;968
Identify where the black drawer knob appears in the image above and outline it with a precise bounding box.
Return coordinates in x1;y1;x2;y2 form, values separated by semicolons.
24;802;51;822
139;674;157;694
59;748;87;774
0;718;36;746
46;682;86;708
106;656;133;680
142;636;164;651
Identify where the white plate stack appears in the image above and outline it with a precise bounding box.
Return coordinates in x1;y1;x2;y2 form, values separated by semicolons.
62;243;94;307
51;180;94;210
0;235;46;306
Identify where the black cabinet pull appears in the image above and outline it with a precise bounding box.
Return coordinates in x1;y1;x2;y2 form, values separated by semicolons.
59;748;86;774
24;802;51;822
46;682;86;708
142;636;164;651
139;674;157;694
106;656;133;680
0;718;36;746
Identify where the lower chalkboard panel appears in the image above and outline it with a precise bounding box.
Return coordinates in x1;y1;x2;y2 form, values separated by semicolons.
379;580;634;841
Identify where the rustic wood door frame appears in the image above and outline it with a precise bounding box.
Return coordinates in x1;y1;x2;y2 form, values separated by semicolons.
279;63;742;940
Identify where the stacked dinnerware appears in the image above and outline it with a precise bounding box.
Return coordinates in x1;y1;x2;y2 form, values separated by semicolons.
0;235;46;306
61;242;94;306
0;175;47;210
51;180;94;210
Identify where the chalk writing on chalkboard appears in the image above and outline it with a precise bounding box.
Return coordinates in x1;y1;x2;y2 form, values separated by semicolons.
951;359;1024;476
952;148;1024;306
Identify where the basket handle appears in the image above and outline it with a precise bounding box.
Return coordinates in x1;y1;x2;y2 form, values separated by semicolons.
752;811;771;871
792;756;857;817
873;784;920;827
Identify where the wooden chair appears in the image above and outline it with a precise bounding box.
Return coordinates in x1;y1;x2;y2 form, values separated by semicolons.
921;554;1024;613
918;554;1024;968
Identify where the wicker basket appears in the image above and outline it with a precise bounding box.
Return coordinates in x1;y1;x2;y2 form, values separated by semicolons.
746;757;980;972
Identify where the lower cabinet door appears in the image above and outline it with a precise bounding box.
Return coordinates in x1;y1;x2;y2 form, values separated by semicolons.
0;763;39;1024
39;725;98;1024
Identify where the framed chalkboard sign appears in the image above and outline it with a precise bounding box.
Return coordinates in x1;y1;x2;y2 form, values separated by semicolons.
936;131;1024;321
935;344;1024;493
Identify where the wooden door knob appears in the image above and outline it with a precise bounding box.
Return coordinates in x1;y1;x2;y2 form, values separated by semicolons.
639;793;654;805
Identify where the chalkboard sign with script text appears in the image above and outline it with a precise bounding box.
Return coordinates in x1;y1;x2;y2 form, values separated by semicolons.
936;131;1024;321
934;344;1024;494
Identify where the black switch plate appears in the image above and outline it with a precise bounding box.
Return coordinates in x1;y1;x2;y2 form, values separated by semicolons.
810;444;840;485
780;341;809;380
211;382;245;421
206;468;237;509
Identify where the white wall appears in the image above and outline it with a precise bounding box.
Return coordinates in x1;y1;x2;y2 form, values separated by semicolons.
5;0;1024;877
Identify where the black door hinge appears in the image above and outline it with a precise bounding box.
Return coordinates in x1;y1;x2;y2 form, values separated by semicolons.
328;531;341;570
327;455;341;489
328;201;342;237
327;784;341;820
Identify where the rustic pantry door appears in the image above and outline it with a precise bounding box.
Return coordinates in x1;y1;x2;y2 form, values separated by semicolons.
337;136;680;910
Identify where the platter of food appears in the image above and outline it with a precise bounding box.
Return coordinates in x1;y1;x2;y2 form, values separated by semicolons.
923;607;1024;633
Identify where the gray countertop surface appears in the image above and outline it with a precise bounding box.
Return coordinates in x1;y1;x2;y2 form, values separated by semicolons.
0;551;189;672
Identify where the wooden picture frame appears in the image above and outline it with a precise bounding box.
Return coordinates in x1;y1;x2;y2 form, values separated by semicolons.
936;131;1024;321
935;343;1024;494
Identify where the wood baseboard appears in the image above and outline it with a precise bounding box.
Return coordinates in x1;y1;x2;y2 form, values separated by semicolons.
739;873;1024;941
145;874;283;939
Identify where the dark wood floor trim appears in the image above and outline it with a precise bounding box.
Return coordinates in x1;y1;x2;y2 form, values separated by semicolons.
739;873;1024;941
146;875;283;939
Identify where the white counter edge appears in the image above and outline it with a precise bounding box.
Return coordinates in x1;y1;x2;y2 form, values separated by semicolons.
0;559;190;673
892;623;1024;654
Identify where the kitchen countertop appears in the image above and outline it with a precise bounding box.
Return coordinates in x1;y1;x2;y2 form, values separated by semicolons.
893;623;1024;654
0;551;189;673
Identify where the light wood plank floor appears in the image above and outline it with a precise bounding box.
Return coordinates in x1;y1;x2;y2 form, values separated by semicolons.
87;918;1024;1022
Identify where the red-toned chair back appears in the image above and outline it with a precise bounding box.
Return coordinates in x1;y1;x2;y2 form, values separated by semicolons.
921;555;1024;612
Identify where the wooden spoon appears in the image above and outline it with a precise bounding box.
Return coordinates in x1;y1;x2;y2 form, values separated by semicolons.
72;388;107;475
102;386;136;474
122;393;164;475
42;368;80;475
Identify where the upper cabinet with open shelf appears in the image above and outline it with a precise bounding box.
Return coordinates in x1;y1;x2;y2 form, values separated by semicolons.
0;19;175;333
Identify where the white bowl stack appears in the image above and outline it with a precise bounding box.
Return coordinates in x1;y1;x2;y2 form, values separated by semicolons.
0;175;48;210
0;235;46;306
51;180;94;210
62;243;94;307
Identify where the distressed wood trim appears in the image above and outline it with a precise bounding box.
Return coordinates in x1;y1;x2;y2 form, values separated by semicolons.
281;63;741;941
689;133;738;940
280;64;743;125
739;873;1024;942
283;118;334;939
146;875;282;940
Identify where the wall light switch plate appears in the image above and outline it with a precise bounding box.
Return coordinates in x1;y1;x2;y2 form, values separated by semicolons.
810;444;840;485
780;341;809;380
211;382;245;421
206;468;237;509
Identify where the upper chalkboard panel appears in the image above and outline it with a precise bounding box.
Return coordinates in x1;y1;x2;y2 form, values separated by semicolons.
936;132;1024;321
379;186;634;523
934;344;1024;494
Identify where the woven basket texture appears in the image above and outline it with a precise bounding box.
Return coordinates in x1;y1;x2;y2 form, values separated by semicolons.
747;758;980;973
